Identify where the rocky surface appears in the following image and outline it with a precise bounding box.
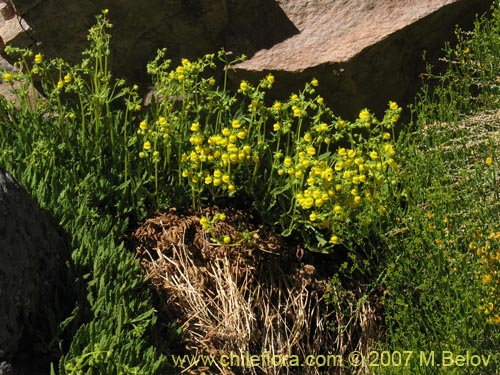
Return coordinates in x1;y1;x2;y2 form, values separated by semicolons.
0;169;68;362
0;0;492;116
232;0;492;118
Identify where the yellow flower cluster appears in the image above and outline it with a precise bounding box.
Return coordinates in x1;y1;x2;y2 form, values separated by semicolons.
180;119;259;194
273;102;400;246
137;116;171;161
476;230;500;324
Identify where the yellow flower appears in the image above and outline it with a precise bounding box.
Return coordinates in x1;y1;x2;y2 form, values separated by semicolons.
306;146;316;156
2;72;12;83
309;212;318;221
334;205;342;214
222;127;231;136
231;119;241;129
291;94;299;101
64;74;72;83
143;141;152;151
389;101;398;110
152;151;160;159
483;274;493;284
266;74;275;84
191;122;200;131
284;157;293;167
383;132;391;140
200;217;209;228
354;196;361;204
317;96;324;105
57;80;64;89
103;8;109;15
273;123;281;131
139;151;147;159
370;151;378;160
177;74;185;82
181;58;192;68
311;78;319;86
204;176;213;185
304;133;312;142
293;108;303;117
182;170;189;178
318;123;329;132
222;175;231;183
228;184;236;192
223;235;231;244
384;144;396;156
330;235;340;245
209;77;216;86
273;101;282;110
237;130;247;140
347;149;356;158
359;109;370;120
485;157;493;166
240;81;248;91
139;120;148;130
34;53;43;64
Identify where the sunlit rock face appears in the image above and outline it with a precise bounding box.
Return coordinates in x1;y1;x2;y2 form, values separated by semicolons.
0;0;492;117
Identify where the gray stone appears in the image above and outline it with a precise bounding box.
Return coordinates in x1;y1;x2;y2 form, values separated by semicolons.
0;0;493;117
231;0;492;119
0;168;67;359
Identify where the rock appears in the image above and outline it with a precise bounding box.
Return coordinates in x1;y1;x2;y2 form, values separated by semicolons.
3;0;232;82
0;0;492;117
231;0;492;119
0;169;68;360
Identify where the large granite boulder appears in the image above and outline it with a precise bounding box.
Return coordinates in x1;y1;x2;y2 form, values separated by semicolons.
231;0;492;119
0;169;68;362
0;0;492;117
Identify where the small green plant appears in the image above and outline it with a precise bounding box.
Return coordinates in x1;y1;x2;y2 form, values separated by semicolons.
1;9;146;215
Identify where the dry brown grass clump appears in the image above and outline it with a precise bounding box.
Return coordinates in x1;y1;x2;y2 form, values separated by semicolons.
132;207;380;375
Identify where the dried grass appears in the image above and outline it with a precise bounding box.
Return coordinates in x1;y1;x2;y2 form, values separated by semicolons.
133;208;380;375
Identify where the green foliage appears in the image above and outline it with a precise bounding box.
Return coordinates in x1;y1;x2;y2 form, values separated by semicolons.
377;3;500;373
414;3;500;124
135;48;402;252
0;10;169;375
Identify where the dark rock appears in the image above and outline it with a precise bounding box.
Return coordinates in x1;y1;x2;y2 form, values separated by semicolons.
0;168;68;361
